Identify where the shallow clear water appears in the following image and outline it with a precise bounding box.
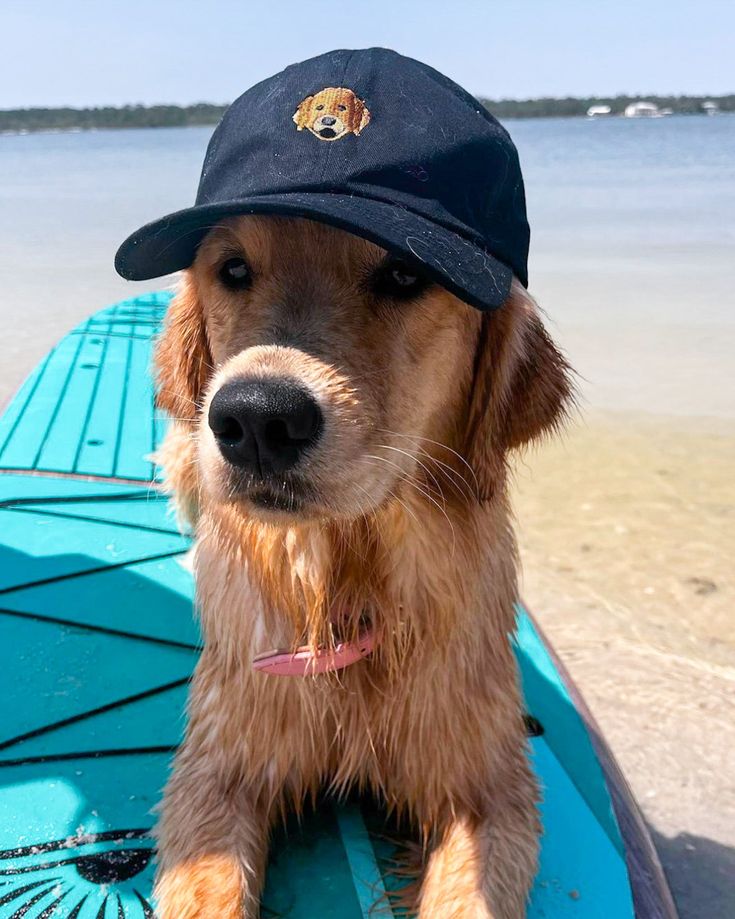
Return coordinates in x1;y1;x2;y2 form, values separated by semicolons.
1;115;733;415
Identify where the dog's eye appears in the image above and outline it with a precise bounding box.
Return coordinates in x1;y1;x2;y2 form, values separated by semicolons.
218;257;252;291
316;104;324;111
337;104;347;111
371;258;431;301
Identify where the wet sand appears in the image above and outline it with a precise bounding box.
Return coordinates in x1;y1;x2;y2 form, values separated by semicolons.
512;411;735;917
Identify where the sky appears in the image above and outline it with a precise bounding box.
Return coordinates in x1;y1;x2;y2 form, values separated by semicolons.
2;0;733;108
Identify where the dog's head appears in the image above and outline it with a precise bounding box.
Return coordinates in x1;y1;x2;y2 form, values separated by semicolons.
293;87;370;141
155;216;572;524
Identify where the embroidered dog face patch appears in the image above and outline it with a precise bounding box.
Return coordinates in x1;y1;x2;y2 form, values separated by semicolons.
293;87;370;141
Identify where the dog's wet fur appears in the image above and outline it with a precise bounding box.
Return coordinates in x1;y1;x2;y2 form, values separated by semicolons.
153;216;573;918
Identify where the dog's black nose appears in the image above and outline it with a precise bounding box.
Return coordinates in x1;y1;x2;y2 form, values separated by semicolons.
320;115;336;125
208;379;322;475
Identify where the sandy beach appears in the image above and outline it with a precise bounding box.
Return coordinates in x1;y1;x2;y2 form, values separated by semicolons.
513;411;735;917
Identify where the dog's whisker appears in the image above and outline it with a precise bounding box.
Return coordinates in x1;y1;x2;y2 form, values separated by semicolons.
161;417;201;429
157;388;202;409
376;427;480;495
375;443;445;499
380;484;422;534
358;463;425;565
386;431;479;489
409;443;476;503
365;453;442;508
372;430;476;504
431;463;475;502
388;466;456;555
363;456;451;545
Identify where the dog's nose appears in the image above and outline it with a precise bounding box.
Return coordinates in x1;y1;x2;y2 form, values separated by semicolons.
320;115;337;126
208;379;322;475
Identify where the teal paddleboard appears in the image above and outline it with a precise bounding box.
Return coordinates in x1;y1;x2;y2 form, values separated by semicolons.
0;293;676;918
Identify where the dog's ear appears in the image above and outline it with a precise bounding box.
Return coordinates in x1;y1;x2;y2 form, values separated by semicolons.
354;98;370;134
293;96;313;130
154;273;212;422
464;283;574;500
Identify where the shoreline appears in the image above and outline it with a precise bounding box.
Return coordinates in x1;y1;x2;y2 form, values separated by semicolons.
2;110;732;137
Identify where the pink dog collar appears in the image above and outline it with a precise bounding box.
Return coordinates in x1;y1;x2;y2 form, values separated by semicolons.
252;628;375;676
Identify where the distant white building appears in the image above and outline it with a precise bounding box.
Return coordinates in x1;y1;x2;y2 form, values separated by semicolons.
623;101;670;118
587;105;612;117
624;101;658;118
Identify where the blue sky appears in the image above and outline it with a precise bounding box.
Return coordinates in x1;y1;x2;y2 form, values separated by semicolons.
3;0;732;107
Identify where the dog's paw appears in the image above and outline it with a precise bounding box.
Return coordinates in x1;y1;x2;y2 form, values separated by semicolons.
154;853;246;919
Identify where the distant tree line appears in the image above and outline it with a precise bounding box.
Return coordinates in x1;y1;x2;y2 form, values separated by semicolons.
482;94;735;119
0;103;228;133
1;95;733;133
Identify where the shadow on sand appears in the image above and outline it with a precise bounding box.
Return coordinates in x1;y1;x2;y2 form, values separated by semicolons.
651;828;735;919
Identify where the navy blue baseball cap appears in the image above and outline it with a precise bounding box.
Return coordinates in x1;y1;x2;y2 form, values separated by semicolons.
115;48;529;311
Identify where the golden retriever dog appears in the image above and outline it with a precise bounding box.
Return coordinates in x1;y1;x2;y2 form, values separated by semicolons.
293;86;371;140
152;215;572;918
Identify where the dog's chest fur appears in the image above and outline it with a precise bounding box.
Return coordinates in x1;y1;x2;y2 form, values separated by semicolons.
185;497;521;825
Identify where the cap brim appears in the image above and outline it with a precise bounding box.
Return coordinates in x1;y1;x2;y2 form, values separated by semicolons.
114;192;513;311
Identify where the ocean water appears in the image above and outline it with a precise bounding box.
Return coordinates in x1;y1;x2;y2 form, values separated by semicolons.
1;115;733;416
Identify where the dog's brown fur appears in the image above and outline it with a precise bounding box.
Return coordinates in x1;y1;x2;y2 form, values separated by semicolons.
153;216;572;918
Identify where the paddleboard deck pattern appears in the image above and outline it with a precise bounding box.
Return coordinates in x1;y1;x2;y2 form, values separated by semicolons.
0;293;171;482
0;294;643;918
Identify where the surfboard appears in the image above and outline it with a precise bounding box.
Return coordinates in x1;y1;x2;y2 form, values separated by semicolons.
0;292;677;918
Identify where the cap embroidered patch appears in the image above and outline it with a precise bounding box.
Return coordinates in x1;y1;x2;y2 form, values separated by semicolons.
293;87;370;141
